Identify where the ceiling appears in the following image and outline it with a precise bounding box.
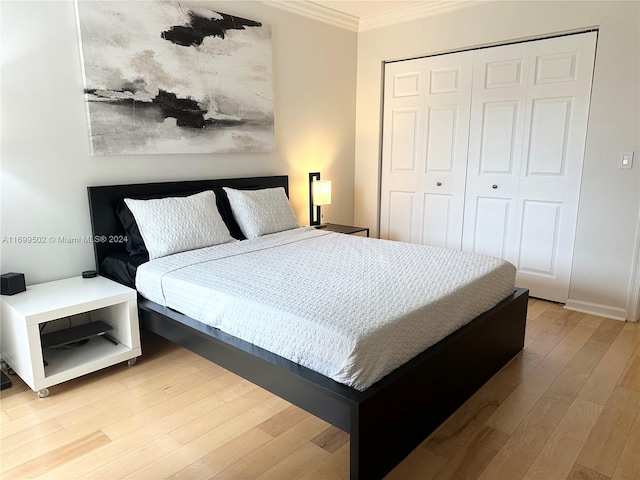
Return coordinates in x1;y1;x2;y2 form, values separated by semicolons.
263;1;483;32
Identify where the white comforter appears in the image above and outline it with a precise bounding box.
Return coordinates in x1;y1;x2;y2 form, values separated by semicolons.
136;227;516;390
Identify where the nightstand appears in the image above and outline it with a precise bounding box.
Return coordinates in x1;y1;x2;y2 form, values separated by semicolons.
0;276;141;397
317;223;370;237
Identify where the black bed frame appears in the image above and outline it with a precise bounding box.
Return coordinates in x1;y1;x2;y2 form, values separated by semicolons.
88;175;528;480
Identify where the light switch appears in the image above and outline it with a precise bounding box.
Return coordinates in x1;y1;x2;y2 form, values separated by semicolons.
619;151;634;169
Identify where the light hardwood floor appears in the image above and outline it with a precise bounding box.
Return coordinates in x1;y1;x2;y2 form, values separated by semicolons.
1;298;639;479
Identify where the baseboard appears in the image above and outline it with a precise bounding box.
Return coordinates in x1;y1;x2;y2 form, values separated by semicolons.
564;299;627;322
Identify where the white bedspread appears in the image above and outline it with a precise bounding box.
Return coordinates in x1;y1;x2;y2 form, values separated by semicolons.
136;227;516;390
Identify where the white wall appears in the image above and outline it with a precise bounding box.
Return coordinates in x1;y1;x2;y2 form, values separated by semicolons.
354;1;640;319
0;0;357;284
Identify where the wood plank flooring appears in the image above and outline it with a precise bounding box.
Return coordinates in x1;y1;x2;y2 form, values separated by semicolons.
1;299;638;479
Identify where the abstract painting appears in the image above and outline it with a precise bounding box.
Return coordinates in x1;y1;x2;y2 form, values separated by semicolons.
75;1;274;155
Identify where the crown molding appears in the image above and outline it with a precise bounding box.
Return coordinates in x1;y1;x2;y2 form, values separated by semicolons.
262;1;359;32
263;1;488;33
359;1;488;32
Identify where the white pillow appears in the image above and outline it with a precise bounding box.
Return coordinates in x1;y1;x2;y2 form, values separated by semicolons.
124;190;234;259
223;187;299;238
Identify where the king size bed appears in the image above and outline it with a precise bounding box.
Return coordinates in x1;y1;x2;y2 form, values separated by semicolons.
88;175;528;480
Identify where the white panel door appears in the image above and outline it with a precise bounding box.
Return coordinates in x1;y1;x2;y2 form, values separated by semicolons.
463;41;529;263
464;32;597;301
381;52;473;248
380;58;425;243
514;32;597;301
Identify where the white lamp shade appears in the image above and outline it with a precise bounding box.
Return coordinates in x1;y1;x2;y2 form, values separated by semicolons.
312;180;332;206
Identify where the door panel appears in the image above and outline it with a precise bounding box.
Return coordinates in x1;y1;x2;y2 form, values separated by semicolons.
480;101;519;174
387;191;415;243
513;32;597;301
422;194;452;247
526;97;572;176
518;200;561;274
534;51;578;84
421;53;473;250
463;41;528;264
472;197;512;259
390;109;420;172
430;67;461;94
393;71;422;97
380;59;426;242
485;58;524;89
426;106;458;172
381;52;473;248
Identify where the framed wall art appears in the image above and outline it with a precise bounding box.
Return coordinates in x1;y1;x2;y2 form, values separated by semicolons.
75;1;274;155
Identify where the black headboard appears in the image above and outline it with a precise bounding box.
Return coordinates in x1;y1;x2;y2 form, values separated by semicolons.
87;175;289;275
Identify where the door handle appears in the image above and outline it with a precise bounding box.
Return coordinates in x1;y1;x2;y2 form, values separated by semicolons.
492;184;498;189
436;182;442;187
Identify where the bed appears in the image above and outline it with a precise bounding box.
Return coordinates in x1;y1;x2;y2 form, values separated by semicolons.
88;175;528;480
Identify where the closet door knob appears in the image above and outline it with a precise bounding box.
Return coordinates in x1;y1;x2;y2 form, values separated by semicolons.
492;184;498;189
436;182;442;187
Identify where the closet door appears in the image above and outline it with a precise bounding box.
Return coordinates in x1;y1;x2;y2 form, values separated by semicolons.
380;52;473;248
380;58;426;244
462;42;529;262
464;32;597;301
514;32;597;301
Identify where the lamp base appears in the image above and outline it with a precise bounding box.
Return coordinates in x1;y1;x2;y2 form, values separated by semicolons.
309;172;321;225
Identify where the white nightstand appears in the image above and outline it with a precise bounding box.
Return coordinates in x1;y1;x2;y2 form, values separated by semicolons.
0;276;141;397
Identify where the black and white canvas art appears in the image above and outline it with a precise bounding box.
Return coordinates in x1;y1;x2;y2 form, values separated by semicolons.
75;1;274;155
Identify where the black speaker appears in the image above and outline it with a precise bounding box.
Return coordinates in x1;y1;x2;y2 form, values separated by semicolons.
0;371;11;390
1;272;26;295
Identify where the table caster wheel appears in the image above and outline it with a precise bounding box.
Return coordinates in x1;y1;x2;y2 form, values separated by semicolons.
127;357;137;367
37;388;50;398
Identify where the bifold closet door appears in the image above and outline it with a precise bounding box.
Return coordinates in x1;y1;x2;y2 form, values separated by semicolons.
380;52;473;248
463;32;597;301
380;32;597;302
